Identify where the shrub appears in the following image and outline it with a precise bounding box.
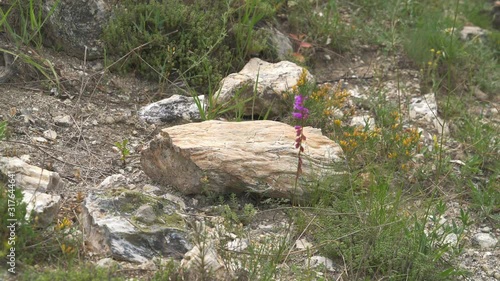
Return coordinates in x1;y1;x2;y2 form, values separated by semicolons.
102;0;234;91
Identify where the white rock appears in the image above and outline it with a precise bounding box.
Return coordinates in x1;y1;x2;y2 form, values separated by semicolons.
134;204;156;224
216;58;313;118
295;238;313;250
409;93;449;135
32;136;48;143
460;26;488;41
472;233;498;249
95;257;120;269
138;94;205;124
226;238;249;252
142;184;162;195
98;174;128;189
43;129;57;140
181;242;223;272
307;256;337;272
22;190;61;227
19;155;31;163
443;233;458;245
350;115;375;130
54;115;72;127
0;157;63;192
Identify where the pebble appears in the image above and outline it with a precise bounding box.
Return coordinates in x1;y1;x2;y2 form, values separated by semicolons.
54;115;72;127
43;129;57;140
307;256;336;272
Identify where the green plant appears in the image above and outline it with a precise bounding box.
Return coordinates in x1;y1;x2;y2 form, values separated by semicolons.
114;139;130;166
287;0;353;53
102;0;234;91
0;121;6;140
0;0;59;47
0;180;33;268
469;178;500;225
230;0;277;64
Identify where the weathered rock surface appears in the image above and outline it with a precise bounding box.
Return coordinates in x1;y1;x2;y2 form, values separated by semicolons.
138;94;204;124
260;26;293;60
43;0;112;59
0;35;15;83
409;93;449;135
472;233;498;249
215;58;313;118
0;157;63;192
141;120;344;200
460;26;488;41
81;188;191;263
22;190;61;227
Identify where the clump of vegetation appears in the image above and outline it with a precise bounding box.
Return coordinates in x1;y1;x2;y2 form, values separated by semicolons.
102;0;233;90
102;0;282;92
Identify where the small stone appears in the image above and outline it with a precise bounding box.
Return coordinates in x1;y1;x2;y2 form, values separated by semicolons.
98;174;128;189
54;115;72;127
95;258;119;269
19;155;31;163
138;94;204;124
163;193;186;210
143;184;162;195
32;136;48;143
105;116;115;124
460;26;488;41
472;86;489;101
307;256;336;272
226;238;249;252
295;238;313;250
350;115;375;130
134;204;156;224
43;129;57;140
443;233;458;245
480;227;491;233
472;233;498;249
494;272;500;279
490;107;498;116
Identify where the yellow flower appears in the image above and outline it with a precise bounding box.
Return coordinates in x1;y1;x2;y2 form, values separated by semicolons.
334;119;342;126
295;68;308;88
56;217;72;231
403;138;412;147
61;244;75;254
430;48;435;53
388;152;397;159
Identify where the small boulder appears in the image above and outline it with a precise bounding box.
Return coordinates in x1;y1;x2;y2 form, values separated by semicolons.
215;58;313;118
43;0;112;59
409;93;449;135
138;94;205;124
141;120;345;200
22;190;61;227
472;233;498;249
81;188;191;263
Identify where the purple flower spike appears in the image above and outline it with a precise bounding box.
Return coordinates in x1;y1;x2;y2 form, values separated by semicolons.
293;94;309;121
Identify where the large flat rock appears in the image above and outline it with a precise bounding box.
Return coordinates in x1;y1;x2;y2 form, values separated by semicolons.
141;120;344;200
